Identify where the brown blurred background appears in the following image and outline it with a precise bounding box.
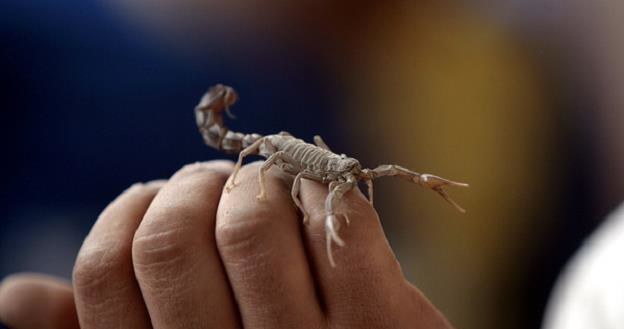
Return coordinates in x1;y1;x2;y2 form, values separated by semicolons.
2;1;624;328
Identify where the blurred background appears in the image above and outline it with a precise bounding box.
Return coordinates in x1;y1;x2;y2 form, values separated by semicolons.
1;1;624;328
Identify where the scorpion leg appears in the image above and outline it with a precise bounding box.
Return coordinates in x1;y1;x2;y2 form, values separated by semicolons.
256;150;300;200
324;176;357;267
291;172;313;224
313;135;332;151
327;181;352;225
365;179;374;205
226;137;265;192
256;151;285;200
369;164;469;212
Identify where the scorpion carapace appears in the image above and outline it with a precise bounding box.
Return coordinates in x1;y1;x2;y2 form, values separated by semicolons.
195;84;469;267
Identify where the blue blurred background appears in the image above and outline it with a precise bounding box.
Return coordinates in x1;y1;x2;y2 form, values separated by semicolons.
1;0;338;280
2;1;624;328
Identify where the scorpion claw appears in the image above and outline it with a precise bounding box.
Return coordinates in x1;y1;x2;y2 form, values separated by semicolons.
418;174;469;188
418;174;468;213
434;187;466;213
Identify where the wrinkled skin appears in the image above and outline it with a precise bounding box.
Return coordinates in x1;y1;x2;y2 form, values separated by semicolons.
0;160;453;329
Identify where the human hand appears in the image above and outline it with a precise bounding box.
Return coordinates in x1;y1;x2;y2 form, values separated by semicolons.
0;160;453;328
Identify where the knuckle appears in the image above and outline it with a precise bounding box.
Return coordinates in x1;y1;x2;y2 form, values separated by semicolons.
71;181;163;302
216;162;296;254
132;225;197;289
73;242;130;292
215;207;275;253
132;165;226;281
132;212;196;274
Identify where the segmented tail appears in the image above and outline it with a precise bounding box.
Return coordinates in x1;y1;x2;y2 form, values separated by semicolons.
195;84;263;154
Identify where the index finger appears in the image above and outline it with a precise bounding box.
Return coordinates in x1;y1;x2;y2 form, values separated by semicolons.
299;179;407;325
215;162;324;328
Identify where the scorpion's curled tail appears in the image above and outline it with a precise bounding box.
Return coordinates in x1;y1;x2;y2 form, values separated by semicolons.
195;84;263;154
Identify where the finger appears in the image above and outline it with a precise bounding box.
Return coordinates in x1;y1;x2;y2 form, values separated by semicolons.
73;179;165;329
132;161;240;329
216;162;324;328
0;273;79;329
299;179;407;326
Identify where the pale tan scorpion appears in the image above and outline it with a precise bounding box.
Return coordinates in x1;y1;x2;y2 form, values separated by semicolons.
195;84;468;267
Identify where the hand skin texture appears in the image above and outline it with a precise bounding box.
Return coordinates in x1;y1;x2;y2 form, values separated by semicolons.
0;160;453;329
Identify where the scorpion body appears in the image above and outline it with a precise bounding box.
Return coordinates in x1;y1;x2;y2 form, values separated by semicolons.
195;84;468;266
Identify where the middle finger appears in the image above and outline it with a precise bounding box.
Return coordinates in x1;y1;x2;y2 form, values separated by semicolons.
132;161;240;329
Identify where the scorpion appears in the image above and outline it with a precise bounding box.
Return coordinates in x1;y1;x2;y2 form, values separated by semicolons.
195;84;468;267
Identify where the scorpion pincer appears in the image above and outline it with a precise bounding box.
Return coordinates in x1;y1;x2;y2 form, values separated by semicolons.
195;84;469;267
